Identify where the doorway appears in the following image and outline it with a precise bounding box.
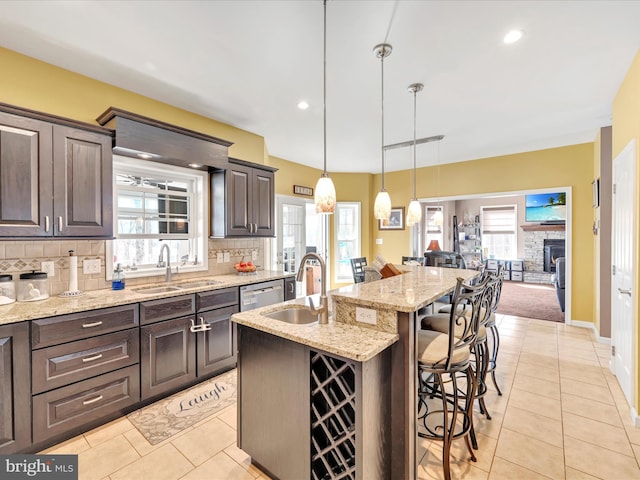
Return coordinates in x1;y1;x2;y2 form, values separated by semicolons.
611;139;636;408
273;195;329;298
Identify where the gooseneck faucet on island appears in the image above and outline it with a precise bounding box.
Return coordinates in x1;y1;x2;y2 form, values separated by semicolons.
296;252;329;325
157;244;172;282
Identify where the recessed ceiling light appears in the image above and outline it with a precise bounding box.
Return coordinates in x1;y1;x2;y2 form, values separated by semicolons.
297;101;309;110
504;29;523;44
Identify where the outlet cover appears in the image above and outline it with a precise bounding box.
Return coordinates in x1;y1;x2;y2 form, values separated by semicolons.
375;238;383;245
251;250;258;261
356;307;377;325
216;252;223;263
223;251;230;262
83;259;101;274
41;261;55;277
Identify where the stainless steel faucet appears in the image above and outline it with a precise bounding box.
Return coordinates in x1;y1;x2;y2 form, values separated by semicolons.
157;244;172;282
296;252;329;325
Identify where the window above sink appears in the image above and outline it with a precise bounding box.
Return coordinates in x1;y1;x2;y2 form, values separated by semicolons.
106;157;208;279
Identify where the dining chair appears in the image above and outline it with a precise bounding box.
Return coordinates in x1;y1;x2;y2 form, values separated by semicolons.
416;275;490;480
424;250;467;269
350;257;367;283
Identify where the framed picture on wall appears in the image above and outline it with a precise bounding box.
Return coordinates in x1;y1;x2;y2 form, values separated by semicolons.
379;207;405;230
592;178;600;208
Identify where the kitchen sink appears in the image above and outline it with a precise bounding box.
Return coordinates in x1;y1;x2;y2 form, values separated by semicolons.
264;308;319;325
133;285;183;294
177;280;222;288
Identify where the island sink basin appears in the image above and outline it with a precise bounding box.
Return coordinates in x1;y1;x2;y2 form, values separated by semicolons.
177;280;222;288
133;286;183;294
264;308;319;325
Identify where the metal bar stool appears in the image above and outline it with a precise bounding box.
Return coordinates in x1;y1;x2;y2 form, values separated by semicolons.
416;276;490;480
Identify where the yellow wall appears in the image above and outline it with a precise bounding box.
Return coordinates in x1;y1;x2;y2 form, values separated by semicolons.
0;47;266;164
374;143;595;323
612;49;640;412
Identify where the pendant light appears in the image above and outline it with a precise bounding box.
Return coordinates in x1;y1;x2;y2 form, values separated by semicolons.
314;0;336;214
373;43;392;222
406;82;423;227
433;139;444;226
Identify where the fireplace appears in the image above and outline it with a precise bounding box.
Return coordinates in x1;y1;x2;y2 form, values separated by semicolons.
543;239;565;273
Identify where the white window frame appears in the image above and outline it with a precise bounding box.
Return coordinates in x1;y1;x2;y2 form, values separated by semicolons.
334;202;361;283
106;156;208;279
422;205;444;254
481;204;517;260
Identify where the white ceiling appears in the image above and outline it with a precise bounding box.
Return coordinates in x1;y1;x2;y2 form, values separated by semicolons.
0;1;639;173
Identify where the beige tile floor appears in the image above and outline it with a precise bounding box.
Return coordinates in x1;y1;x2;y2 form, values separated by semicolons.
41;314;640;480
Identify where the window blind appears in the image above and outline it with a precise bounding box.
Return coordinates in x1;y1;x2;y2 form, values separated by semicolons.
482;206;516;234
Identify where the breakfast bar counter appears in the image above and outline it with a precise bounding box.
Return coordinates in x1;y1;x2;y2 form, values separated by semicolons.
232;266;478;480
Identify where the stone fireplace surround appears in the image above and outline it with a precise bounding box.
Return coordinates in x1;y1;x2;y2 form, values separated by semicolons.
521;224;566;284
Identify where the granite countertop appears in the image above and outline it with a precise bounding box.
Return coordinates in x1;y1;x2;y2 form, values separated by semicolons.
231;296;399;363
330;265;479;312
231;266;479;362
0;270;293;326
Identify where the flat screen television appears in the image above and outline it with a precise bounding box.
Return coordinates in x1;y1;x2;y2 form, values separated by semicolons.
525;192;566;223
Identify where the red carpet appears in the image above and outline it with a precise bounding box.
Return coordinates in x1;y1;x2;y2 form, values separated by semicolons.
497;281;565;322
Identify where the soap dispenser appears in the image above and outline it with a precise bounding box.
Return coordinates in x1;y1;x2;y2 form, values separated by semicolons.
112;264;125;290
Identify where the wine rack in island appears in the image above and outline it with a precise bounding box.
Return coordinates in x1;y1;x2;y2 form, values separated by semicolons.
310;351;356;480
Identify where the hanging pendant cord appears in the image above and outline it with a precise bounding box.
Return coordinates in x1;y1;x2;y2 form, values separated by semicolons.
381;52;386;190
413;89;417;199
322;0;327;176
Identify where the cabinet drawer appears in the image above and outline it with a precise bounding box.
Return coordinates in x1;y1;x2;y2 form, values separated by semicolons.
32;365;140;443
32;304;139;349
197;287;238;312
140;294;195;325
32;329;139;394
510;271;523;281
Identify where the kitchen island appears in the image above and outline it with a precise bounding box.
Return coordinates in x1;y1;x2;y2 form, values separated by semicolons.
232;266;478;480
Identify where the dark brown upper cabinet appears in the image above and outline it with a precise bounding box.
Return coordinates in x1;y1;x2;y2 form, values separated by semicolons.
0;104;113;238
211;158;276;238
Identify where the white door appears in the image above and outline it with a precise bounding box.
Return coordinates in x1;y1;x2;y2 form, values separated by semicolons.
274;196;330;297
611;139;636;406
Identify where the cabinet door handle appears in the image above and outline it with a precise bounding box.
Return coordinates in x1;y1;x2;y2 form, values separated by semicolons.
82;395;103;406
57;216;63;233
82;321;103;328
618;288;632;296
82;353;104;363
44;216;50;232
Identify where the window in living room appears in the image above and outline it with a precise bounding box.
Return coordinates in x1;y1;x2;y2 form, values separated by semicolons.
481;205;517;259
422;205;444;252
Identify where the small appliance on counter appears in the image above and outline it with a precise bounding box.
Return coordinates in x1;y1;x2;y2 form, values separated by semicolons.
17;271;49;302
0;274;16;305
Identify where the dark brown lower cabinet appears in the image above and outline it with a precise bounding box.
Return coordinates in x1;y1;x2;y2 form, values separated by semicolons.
140;315;196;401
197;305;239;378
32;365;139;444
0;323;31;454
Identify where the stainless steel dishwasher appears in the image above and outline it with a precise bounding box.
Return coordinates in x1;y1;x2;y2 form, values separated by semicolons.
239;279;284;311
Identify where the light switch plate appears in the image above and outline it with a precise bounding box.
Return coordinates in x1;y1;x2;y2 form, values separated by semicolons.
83;259;101;274
224;251;230;262
376;238;383;245
216;252;223;263
41;261;55;277
356;307;377;325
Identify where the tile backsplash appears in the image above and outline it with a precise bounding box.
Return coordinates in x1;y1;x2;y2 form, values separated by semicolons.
0;238;266;295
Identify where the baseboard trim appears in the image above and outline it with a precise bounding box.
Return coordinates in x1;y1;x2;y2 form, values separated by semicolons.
569;320;611;344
